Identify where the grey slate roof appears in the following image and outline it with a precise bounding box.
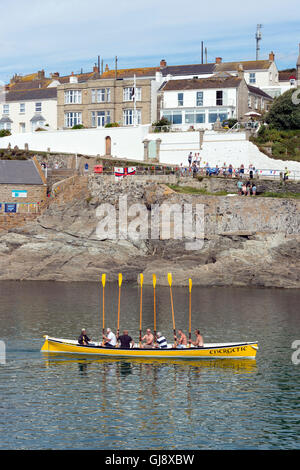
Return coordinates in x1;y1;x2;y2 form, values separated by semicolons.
4;87;57;102
30;114;46;122
0;160;44;185
161;63;215;77
247;84;273;99
0;116;13;123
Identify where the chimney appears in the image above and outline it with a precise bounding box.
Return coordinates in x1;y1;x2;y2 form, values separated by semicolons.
37;70;45;80
105;64;109;72
215;57;222;64
93;65;99;73
160;59;167;68
269;51;275;62
237;63;244;79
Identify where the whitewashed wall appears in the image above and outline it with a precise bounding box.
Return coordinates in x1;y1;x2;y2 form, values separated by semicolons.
0;125;149;159
163;88;237;108
1;126;300;173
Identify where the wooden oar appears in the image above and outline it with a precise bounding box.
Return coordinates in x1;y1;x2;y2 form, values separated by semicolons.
117;273;122;338
168;273;177;347
153;274;157;345
139;273;143;348
188;278;192;348
102;273;106;346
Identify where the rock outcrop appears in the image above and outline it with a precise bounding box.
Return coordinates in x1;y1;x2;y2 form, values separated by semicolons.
0;177;299;287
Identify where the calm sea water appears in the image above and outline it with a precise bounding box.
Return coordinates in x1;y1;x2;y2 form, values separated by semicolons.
0;281;299;450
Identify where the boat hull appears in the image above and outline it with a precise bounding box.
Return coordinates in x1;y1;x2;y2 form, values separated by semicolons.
41;336;258;359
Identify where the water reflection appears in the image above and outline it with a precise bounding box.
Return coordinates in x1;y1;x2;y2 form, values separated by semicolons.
42;353;257;374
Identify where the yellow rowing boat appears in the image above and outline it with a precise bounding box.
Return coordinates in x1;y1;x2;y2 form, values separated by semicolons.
41;272;258;361
41;336;258;359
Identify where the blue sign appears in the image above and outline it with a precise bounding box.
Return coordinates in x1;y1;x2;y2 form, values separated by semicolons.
5;203;17;213
12;190;27;198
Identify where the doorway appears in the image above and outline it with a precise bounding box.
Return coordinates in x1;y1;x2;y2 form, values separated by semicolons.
105;136;111;155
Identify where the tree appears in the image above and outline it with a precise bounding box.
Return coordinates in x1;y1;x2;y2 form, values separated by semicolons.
265;89;300;130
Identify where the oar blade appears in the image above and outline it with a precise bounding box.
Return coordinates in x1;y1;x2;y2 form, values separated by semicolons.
102;273;106;287
167;272;172;287
140;273;144;286
189;278;192;293
118;273;122;287
152;274;156;288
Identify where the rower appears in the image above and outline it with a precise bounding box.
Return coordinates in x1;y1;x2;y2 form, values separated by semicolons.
192;329;204;347
102;328;117;348
156;332;168;349
142;328;154;349
117;330;134;349
78;328;91;346
177;329;187;348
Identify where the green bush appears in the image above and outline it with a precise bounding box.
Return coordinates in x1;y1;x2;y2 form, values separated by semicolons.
265;89;300;130
72;124;85;129
105;122;120;128
0;129;11;137
152;117;171;132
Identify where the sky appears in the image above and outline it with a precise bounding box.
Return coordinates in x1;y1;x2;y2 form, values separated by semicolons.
0;0;299;83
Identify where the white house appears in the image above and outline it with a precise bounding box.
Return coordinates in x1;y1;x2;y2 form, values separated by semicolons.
0;71;58;134
0;69;97;134
159;73;273;130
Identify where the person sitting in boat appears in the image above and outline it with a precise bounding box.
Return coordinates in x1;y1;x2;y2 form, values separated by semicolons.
156;332;168;349
102;328;117;348
177;329;187;348
192;329;204;347
78;328;91;346
142;328;154;349
117;330;134;349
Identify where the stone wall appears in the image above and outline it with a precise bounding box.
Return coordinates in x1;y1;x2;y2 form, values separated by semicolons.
177;176;300;194
0;184;47;205
0;213;39;231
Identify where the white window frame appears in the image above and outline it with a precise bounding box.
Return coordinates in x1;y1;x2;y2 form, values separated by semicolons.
123;109;141;125
216;90;223;106
64;90;82;104
0;121;11;130
91;110;111;127
3;104;9;114
64;112;82;127
35;102;42;112
196;91;203;106
123;87;141;102
20;103;25;113
249;73;256;84
177;93;184;106
91;88;111;103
